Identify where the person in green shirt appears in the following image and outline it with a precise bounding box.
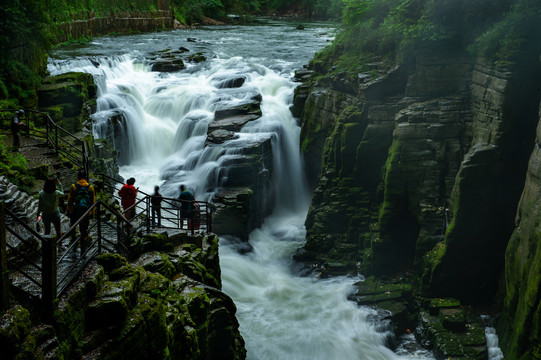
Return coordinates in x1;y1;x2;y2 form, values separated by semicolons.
37;176;64;238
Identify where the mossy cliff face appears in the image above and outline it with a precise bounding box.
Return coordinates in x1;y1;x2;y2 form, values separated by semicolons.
38;72;97;132
301;43;475;276
496;103;541;360
299;44;541;296
1;234;246;359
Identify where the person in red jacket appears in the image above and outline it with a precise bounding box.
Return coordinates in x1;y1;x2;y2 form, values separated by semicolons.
118;177;138;220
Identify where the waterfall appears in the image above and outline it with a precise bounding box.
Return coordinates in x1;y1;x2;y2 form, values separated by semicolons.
48;22;435;360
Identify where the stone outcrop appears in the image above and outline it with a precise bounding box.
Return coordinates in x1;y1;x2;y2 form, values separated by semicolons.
0;234;246;360
38;72;97;132
38;72;120;180
422;63;540;302
206;92;273;240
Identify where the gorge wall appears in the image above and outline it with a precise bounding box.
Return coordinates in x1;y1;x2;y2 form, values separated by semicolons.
296;42;541;359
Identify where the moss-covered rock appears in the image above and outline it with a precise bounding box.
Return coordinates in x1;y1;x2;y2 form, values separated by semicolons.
37;72;97;132
0;305;32;359
419;306;487;360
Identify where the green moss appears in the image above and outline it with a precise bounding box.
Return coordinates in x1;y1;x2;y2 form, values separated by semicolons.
97;253;128;272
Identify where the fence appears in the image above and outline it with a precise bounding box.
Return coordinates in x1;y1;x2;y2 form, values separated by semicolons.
0;109;214;317
97;172;213;235
1;109;89;176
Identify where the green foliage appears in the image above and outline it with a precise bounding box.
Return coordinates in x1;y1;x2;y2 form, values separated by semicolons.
316;0;540;77
256;0;342;18
0;61;42;108
0;134;34;191
470;0;541;65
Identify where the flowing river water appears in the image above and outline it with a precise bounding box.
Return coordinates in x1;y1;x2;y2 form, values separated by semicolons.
49;19;435;360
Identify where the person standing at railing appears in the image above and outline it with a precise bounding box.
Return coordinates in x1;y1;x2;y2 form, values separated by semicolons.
178;184;194;229
10;109;25;152
37;176;64;239
119;177;138;221
67;170;95;248
151;185;163;228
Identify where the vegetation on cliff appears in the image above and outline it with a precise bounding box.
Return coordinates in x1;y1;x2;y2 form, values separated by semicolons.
313;0;541;75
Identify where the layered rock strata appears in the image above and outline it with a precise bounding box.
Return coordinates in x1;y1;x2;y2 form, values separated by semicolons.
297;43;541;300
296;40;541;359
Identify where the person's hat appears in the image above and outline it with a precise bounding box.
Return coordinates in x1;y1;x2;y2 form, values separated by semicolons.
17;109;24;115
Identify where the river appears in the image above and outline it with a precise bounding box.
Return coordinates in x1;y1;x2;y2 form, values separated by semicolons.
48;19;434;360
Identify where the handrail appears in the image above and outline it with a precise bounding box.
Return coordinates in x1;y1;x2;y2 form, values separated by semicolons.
0;109;89;177
0;108;215;316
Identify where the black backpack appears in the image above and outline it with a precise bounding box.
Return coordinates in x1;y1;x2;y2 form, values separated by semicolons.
74;183;91;210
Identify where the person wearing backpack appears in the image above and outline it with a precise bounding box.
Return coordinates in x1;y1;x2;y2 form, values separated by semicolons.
118;177;138;221
67;170;95;248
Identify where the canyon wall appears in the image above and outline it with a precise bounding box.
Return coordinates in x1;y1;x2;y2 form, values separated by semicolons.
296;43;541;358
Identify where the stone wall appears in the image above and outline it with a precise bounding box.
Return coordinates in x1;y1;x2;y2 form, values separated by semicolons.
52;9;173;43
424;64;541;302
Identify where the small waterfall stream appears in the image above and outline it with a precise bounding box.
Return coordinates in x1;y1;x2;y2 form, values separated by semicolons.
48;20;435;360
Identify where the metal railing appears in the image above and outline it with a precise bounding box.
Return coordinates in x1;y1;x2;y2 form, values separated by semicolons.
0;200;130;315
0;109;214;316
0;109;89;176
97;172;213;235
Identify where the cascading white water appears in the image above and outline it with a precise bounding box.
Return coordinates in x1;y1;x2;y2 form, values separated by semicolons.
48;21;435;360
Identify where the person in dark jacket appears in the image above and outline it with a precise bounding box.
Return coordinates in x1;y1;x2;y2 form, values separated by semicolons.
119;177;138;220
11;109;25;151
178;184;194;229
151;185;163;227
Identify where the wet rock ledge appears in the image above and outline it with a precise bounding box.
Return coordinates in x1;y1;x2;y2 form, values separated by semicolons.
0;232;246;360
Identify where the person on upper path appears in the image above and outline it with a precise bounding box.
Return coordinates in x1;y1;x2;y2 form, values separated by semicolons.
119;177;138;221
151;185;163;227
67;170;95;249
178;184;194;229
11;109;25;151
37;176;64;239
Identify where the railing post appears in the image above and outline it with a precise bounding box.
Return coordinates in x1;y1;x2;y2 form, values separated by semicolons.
146;197;151;233
82;142;89;178
45;114;49;144
42;235;57;318
97;202;102;255
207;205;212;233
54;123;59;156
178;207;182;229
0;202;10;310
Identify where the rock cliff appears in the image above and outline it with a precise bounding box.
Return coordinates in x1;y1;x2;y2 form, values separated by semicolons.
296;41;541;358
